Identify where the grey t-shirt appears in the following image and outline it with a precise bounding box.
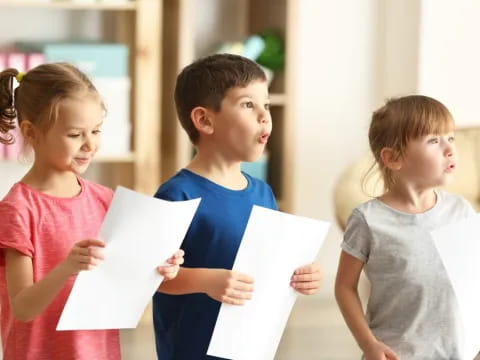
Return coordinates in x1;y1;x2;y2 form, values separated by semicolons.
342;191;475;360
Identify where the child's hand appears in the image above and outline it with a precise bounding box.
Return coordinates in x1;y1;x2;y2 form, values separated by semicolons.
61;239;105;276
290;262;322;295
205;269;254;305
364;341;399;360
157;249;185;281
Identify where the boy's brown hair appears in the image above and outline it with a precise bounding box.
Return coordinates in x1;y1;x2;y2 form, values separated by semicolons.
0;62;103;145
174;53;267;144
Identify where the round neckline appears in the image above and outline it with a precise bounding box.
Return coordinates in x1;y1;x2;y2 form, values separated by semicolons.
373;190;441;217
18;176;85;202
181;168;252;196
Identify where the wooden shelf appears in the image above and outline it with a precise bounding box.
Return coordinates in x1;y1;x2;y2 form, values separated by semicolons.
276;198;285;211
0;0;136;10
0;0;161;195
0;153;136;165
94;153;136;163
161;0;295;212
270;93;286;106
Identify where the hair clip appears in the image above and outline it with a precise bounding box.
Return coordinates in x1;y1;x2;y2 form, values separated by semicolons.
15;72;25;83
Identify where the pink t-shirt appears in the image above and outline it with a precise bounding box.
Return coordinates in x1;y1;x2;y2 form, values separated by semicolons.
0;177;120;360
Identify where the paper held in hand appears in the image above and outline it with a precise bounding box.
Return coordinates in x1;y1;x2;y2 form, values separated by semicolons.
207;205;330;360
57;186;200;331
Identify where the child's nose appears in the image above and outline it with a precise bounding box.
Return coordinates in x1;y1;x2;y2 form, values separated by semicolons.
445;144;454;157
259;111;270;123
82;135;94;151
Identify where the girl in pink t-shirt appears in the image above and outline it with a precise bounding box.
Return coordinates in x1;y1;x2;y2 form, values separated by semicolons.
0;63;184;360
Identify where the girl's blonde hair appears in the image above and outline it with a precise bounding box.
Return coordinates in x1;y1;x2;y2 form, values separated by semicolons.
366;95;454;192
0;62;103;145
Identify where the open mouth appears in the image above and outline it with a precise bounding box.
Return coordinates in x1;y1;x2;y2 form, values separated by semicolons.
259;133;270;144
446;163;456;172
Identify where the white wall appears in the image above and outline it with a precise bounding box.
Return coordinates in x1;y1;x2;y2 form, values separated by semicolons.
383;0;420;96
293;0;385;297
418;0;480;127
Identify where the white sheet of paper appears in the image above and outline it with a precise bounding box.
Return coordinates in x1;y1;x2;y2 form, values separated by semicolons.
431;213;480;360
207;205;330;360
56;186;200;331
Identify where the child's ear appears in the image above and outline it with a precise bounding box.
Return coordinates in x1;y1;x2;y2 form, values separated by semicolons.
190;106;214;135
19;120;37;142
380;147;402;171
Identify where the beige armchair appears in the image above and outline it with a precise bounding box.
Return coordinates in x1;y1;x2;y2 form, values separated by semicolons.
334;127;480;230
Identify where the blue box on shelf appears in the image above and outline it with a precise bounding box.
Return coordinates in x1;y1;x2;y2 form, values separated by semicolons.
241;152;268;182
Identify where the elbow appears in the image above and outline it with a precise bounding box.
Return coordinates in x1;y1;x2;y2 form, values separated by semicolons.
334;281;342;303
334;278;349;304
12;311;34;323
10;302;35;323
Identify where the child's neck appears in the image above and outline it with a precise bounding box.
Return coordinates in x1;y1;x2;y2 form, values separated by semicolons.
186;153;247;191
379;184;437;214
21;165;81;198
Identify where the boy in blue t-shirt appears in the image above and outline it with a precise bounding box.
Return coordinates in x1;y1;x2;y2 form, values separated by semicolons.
153;54;322;360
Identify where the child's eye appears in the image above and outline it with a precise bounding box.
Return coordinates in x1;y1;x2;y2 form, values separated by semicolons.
93;129;101;135
242;101;254;109
264;103;271;111
448;136;455;143
68;134;80;138
428;137;439;144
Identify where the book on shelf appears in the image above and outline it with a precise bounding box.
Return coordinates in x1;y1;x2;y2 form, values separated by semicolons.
50;0;133;3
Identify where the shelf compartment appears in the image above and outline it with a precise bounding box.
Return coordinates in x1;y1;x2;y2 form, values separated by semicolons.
270;93;286;106
94;152;136;163
0;1;136;11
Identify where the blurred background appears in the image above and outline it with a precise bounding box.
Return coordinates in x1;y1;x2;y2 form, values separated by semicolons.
1;0;480;359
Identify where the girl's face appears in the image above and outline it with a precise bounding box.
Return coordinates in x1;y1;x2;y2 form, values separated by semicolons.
396;132;456;189
32;97;104;175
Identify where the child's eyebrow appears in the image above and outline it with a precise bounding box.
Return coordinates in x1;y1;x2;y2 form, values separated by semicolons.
66;121;103;130
234;94;270;102
234;94;253;101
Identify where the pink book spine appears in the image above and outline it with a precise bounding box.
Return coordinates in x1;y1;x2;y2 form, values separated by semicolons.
0;52;6;71
6;52;26;72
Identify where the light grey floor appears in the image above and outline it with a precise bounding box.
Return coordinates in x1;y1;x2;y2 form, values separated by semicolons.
120;296;361;360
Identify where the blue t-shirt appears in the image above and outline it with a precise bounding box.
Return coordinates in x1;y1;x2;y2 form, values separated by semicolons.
152;169;277;360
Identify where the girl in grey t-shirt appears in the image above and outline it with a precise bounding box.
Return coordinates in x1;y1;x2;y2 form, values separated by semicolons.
335;95;475;360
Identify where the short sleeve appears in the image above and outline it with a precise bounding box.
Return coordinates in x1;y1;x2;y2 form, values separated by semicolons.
154;183;187;202
341;208;372;263
461;197;477;217
0;202;34;262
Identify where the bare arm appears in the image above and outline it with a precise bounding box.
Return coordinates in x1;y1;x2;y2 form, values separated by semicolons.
335;251;398;360
5;239;104;322
158;267;254;305
158;267;209;294
335;251;376;350
5;250;70;322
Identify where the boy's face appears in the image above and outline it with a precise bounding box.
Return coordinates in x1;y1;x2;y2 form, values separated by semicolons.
209;80;272;162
